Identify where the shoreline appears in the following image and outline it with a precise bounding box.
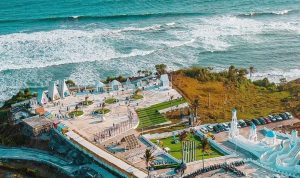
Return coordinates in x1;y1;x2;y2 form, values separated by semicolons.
1;67;300;106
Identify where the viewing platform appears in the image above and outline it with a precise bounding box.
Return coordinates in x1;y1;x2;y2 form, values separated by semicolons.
65;130;148;178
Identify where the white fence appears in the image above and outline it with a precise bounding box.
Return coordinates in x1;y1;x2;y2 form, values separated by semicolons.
187;154;237;166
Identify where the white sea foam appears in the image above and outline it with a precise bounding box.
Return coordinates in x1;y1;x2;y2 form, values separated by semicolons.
120;24;162;32
0;28;157;72
0;69;53;103
273;9;290;15
0;14;300;102
1;16;299;72
251;68;300;83
166;15;300;51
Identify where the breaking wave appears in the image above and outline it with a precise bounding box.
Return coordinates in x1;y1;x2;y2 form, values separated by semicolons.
238;9;296;17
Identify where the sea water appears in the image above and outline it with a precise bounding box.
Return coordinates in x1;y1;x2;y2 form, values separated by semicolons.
0;0;299;102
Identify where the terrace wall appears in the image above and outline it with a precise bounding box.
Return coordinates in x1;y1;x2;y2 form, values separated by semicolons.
52;129;127;178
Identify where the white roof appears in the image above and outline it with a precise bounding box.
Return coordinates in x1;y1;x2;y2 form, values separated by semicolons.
110;80;121;86
95;81;105;87
126;78;131;84
160;74;169;82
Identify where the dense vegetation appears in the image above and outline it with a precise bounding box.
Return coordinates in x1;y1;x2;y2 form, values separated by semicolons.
172;66;300;123
2;88;36;109
103;75;127;84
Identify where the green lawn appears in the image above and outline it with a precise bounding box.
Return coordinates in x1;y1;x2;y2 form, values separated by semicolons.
151;133;223;160
136;98;186;129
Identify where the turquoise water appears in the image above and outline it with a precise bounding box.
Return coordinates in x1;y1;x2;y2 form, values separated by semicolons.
0;0;300;102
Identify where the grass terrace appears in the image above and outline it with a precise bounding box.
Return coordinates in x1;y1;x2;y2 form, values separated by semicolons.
151;133;222;160
136;98;186;129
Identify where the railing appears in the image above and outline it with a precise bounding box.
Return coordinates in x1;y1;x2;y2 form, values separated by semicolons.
187;154;237;166
93;116;139;143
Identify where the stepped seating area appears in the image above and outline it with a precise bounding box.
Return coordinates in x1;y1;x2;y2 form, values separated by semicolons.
136;98;185;129
123;134;140;149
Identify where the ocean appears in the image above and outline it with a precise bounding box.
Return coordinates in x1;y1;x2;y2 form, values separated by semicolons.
0;0;300;103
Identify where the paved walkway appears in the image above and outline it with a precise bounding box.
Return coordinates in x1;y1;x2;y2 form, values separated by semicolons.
66;130;148;178
158;102;188;114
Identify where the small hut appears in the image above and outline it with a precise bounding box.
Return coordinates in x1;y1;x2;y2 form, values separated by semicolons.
58;79;70;98
110;80;122;91
160;74;170;88
95;81;105;93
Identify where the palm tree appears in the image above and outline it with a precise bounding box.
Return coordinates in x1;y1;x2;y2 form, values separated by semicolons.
179;131;188;142
191;98;200;126
170;95;174;110
249;66;255;79
198;137;210;169
143;148;155;176
179;161;187;176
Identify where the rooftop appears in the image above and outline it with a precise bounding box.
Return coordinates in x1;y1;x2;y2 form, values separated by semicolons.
23;116;52;128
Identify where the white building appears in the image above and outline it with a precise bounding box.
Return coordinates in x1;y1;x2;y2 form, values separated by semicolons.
58;79;70;98
110;80;122;91
125;78;134;89
37;90;48;105
95;81;105;92
228;109;300;176
160;74;170;88
48;81;60;101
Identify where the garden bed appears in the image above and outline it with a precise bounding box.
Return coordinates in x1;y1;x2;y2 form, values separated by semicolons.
94;108;110;114
131;94;143;100
105;98;117;104
68;111;84;117
80;100;93;106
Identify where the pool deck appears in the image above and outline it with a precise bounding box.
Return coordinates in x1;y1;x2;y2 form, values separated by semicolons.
66;130;148;178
